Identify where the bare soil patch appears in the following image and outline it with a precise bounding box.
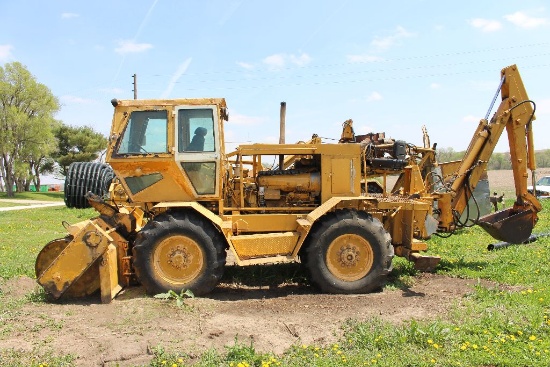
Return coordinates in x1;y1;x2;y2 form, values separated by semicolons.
0;169;534;366
487;168;550;197
0;272;500;367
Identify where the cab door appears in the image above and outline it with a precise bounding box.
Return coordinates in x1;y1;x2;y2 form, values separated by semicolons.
174;105;221;197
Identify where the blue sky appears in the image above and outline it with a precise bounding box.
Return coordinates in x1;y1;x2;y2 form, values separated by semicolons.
1;0;549;153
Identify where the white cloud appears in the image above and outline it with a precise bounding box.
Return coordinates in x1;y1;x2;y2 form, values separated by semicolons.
61;95;96;104
468;18;502;32
367;92;383;102
0;44;13;61
371;26;414;51
430;83;441;89
347;54;384;63
263;54;286;69
114;40;153;55
229;112;266;125
262;52;312;70
61;12;79;19
237;61;254;70
504;11;547;28
161;58;192;99
289;53;311;66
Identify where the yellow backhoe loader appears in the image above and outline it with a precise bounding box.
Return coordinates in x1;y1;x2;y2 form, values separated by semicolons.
36;64;541;303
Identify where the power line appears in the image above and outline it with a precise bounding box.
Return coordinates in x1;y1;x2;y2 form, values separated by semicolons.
134;42;550;80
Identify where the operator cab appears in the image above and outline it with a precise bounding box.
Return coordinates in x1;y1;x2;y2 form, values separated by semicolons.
107;99;226;202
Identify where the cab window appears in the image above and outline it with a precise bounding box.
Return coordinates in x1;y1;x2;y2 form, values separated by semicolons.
117;110;168;154
178;109;215;152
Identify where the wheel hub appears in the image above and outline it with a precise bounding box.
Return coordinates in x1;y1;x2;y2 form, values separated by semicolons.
154;235;204;284
338;245;360;267
167;245;191;269
326;234;374;282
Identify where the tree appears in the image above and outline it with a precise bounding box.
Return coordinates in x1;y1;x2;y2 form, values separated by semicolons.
53;124;108;176
0;62;60;196
0;155;4;192
536;149;550;168
436;147;464;163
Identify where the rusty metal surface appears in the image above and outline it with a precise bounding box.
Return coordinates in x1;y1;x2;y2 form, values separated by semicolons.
368;193;425;204
35;237;100;298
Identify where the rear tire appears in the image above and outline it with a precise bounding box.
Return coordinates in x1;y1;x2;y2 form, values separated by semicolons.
132;211;226;296
305;209;393;293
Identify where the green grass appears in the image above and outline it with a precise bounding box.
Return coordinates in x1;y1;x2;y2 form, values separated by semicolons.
1;201;549;366
0;348;75;367
0;206;95;279
0;191;64;201
0;201;29;208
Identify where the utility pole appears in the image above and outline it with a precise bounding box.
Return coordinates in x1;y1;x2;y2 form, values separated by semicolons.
132;74;137;99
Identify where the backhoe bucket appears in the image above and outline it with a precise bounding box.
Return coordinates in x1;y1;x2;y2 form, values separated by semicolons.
477;208;536;244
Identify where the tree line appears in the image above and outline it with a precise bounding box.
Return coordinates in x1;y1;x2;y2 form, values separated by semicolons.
0;62;107;197
436;147;550;170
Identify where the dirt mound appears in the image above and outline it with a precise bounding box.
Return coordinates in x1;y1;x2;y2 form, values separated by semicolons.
0;273;498;366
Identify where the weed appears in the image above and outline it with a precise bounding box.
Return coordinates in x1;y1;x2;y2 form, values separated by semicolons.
154;289;194;308
224;338;273;367
0;347;75;367
26;287;48;303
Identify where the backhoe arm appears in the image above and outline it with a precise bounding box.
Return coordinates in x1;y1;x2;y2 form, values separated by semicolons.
438;64;541;243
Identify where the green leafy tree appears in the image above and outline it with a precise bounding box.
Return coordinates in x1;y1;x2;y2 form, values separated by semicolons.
488;152;511;170
0;62;60;196
53;124;108;176
536;149;550;168
436;147;464;163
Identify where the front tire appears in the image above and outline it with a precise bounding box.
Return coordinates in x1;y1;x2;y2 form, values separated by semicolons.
305;209;393;293
132;211;226;296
